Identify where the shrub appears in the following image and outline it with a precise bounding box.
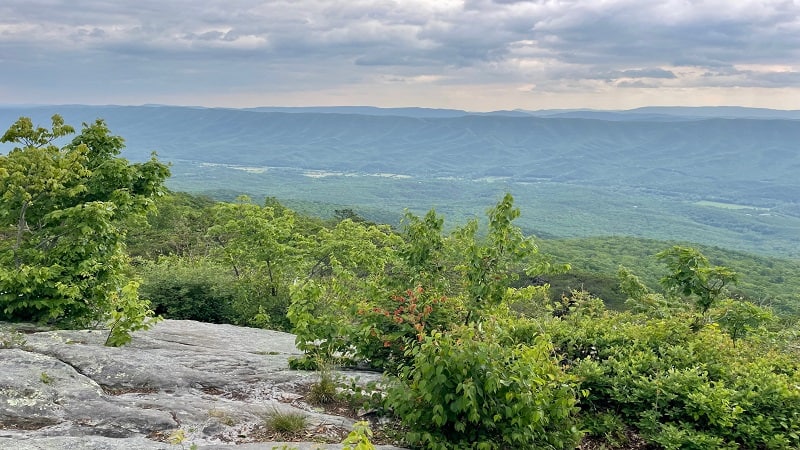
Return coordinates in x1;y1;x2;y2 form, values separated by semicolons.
342;421;376;450
385;324;582;449
539;311;800;449
138;256;237;324
354;286;462;371
105;280;161;347
230;272;293;331
580;411;628;447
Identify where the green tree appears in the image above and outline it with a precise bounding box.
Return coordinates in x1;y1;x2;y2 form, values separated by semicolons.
454;193;568;321
656;246;738;314
397;209;447;290
288;218;401;359
126;191;217;259
0;115;168;344
618;265;680;317
206;196;302;329
714;299;774;347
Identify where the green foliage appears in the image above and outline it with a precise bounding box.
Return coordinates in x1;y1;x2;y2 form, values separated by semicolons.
504;284;553;318
617;265;651;301
104;281;162;347
167;428;188;446
539;236;800;315
288;278;350;358
455;193;568;320
580;411;628;447
385;324;582;449
39;371;53;384
288;218;401;359
619;246;775;347
126;191;217;259
207;196;302;330
131;194;332;329
617;266;683;317
207;196;299;288
138;256;237;323
536;309;800;449
648;422;735;450
342;421;376;450
657;246;738;314
355;286;461;371
287;194;568;372
0;115;168;343
341;208;464;369
535;270;625;310
713;299;774;346
398;209;447;289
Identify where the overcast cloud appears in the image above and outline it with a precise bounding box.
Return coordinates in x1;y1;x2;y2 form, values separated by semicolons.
1;0;799;110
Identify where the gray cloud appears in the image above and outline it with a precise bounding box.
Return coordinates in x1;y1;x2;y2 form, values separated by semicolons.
1;0;799;108
617;80;659;88
583;68;678;81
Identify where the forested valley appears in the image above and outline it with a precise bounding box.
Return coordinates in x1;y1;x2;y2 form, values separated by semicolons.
2;115;800;449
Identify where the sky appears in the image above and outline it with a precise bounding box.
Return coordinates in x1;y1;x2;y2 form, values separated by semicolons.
1;0;799;111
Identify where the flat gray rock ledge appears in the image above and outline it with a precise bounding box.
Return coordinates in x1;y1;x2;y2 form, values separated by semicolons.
0;320;405;450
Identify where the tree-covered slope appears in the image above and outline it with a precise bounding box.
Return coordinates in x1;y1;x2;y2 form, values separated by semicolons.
2;105;798;257
536;236;800;314
2;105;798;204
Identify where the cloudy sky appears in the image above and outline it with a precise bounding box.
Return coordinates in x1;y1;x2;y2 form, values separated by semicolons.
2;0;799;111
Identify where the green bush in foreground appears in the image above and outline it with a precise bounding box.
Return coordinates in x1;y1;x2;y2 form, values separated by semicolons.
535;310;800;449
385;323;582;449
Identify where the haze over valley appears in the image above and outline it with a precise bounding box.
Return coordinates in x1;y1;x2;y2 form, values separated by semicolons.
2;104;798;258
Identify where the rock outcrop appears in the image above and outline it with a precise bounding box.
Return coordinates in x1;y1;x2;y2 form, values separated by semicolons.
0;320;403;450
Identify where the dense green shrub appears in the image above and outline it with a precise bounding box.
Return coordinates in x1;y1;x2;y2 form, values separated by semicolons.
353;286;463;370
385;324;582;449
530;310;800;449
579;411;628;447
229;271;293;330
138;256;237;324
139;255;295;329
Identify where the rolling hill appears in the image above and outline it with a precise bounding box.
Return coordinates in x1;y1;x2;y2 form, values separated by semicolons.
1;105;799;257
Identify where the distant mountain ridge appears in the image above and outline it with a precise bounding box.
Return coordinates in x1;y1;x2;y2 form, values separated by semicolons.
1;104;799;257
4;104;800;119
237;104;800;120
2;104;795;202
526;106;800;121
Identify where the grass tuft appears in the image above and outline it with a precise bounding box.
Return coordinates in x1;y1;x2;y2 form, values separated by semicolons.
265;409;308;434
